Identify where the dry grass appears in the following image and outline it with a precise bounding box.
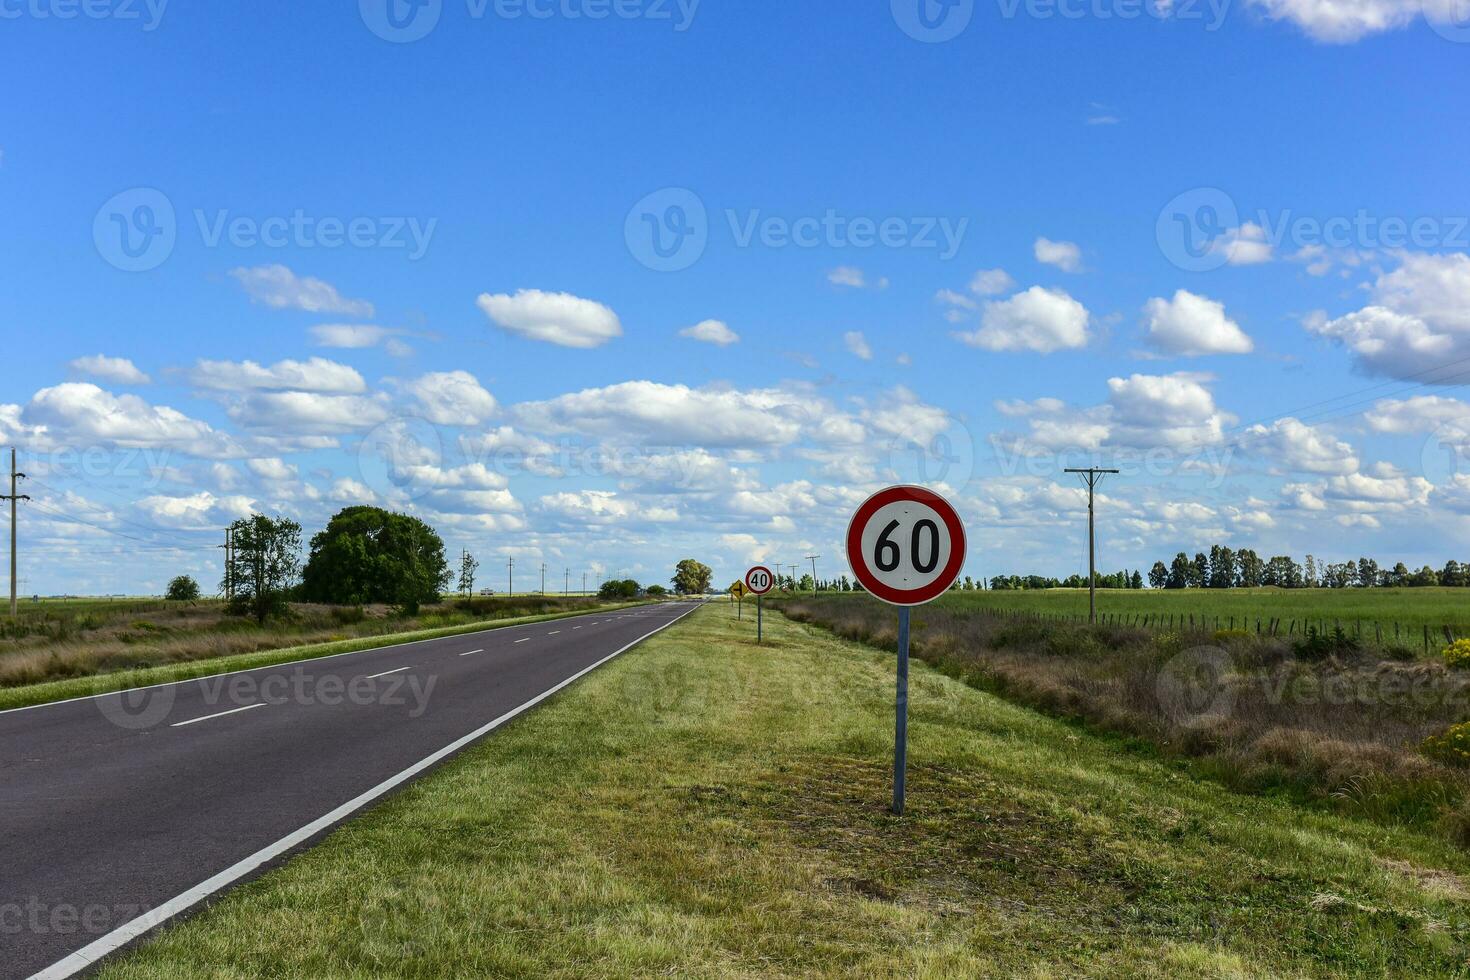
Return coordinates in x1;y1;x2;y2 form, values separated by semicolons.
780;596;1470;844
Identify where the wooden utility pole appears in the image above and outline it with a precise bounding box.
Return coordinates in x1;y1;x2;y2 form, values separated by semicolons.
507;556;514;596
805;555;821;594
540;562;547;595
1064;467;1119;625
3;449;30;616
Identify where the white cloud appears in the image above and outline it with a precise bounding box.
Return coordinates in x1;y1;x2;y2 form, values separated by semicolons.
679;319;740;346
228;392;390;433
828;267;888;289
1246;0;1434;42
24;383;241;458
329;478;377;504
539;490;678;525
955;286;1090;353
1210;222;1274;266
1308;253;1470;379
246;457;298;481
1143;289;1254;356
310;324;410;355
1033;237;1081;272
843;330;874;361
1106;373;1232;449
405;370;497;426
476;289;622;349
971;268;1016;296
515;381;818;447
137;491;255;530
189;357;367;394
69;355;150;385
1367;395;1470;435
1243;418;1358;475
230;265;374;317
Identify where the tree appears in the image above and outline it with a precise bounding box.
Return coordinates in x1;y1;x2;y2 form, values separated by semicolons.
1190;552;1209;589
1444;560;1465;587
798;574;815;592
458;550;479;599
1129;569;1144;590
1357;558;1379;589
646;584;669;597
1147;561;1168;589
1167;553;1191;590
166;575;200;601
598;578;640;600
671;559;713;595
300;506;450;614
223;514;302;623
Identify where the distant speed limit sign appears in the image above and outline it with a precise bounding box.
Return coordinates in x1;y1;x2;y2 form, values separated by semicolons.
744;565;775;596
847;485;966;606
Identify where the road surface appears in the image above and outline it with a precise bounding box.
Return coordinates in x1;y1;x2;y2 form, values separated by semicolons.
0;601;700;979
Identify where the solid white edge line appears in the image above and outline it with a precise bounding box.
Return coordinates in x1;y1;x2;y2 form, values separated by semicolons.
0;604;658;719
30;601;704;980
168;703;267;728
365;666;413;680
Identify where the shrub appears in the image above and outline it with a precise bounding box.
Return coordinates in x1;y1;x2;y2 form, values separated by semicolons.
331;605;366;626
1294;625;1357;662
1213;628;1252;643
165;575;201;601
1423;722;1470;768
1443;639;1470;670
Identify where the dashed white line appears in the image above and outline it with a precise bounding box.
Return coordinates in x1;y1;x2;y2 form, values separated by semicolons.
366;666;413;679
458;649;485;657
547;630;561;635
514;638;531;644
170;703;266;728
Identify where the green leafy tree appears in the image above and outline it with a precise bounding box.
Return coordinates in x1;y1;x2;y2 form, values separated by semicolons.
671;558;713;595
165;575;200;601
300;506;450;614
646;584;669;597
598;578;640;600
223;514;303;623
458;550;479;599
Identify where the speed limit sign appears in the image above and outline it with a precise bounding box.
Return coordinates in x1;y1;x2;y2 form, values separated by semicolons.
847;485;966;604
744;565;774;596
846;485;967;816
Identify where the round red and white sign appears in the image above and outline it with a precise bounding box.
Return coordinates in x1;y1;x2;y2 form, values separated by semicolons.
846;485;966;606
744;565;775;596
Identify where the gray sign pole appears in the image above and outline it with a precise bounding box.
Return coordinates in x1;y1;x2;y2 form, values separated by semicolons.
757;595;763;643
893;606;911;815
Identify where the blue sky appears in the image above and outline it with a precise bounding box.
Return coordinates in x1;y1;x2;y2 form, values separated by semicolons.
1;0;1468;595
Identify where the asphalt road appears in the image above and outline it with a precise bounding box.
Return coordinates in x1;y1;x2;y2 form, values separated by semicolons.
0;601;701;979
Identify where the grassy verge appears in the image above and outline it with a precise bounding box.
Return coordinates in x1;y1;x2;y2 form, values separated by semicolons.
101;605;1470;977
0;602;650;713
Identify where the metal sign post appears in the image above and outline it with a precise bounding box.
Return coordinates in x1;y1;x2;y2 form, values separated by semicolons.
744;566;774;644
846;486;967;816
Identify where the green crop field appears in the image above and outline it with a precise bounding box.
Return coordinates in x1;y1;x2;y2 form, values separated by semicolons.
920;587;1470;642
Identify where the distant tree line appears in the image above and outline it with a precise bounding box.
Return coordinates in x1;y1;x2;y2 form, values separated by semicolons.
1146;547;1466;590
989;571;1144;591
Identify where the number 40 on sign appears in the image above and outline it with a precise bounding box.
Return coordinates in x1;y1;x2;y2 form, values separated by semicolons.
846;485;967;815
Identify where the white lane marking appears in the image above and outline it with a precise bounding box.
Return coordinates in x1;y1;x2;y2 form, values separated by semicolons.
514;638;530;644
32;601;705;980
366;666;412;680
547;630;561;635
169;703;266;728
458;649;485;658
572;626;581;630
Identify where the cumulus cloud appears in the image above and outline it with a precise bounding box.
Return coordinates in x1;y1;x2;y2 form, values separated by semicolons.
1246;0;1442;42
246;457;298;481
1308;253;1470;379
971;268;1016;295
310;324;411;356
137;491;255;529
1033;237;1081;272
230;265;374;317
1143;289;1254;356
69;355;150;385
1105;373;1232;449
1209;222;1274;266
828;267;887;289
678;319;740;346
955;286;1090;353
227;392;390;433
539;490;678;524
24;383;241;458
405;370;496;426
1243;418;1358;475
476;289;622;349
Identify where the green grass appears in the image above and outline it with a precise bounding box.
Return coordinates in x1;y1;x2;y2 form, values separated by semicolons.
0;602;649;713
100;605;1470;978
931;587;1470;640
